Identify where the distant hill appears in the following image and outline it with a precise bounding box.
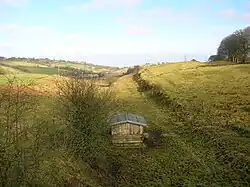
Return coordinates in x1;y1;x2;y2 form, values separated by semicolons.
0;56;121;79
0;56;119;71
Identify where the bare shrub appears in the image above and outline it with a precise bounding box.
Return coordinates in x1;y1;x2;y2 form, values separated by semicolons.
56;78;116;169
0;76;51;186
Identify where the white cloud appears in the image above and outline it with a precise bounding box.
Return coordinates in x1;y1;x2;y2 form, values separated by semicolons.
116;7;198;29
125;25;153;35
0;24;57;43
65;33;86;40
218;9;237;18
247;0;250;9
0;27;218;54
0;24;51;34
66;0;141;11
0;22;222;65
218;4;250;23
0;0;27;6
243;12;250;21
115;7;199;36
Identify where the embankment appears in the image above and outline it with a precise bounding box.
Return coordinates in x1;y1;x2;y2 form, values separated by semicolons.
132;70;186;121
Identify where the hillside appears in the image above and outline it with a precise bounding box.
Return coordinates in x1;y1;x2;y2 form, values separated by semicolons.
0;61;250;186
0;59;117;74
138;62;250;125
112;61;250;186
0;59;119;85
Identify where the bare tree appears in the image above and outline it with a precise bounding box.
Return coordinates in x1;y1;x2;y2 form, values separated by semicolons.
0;76;50;186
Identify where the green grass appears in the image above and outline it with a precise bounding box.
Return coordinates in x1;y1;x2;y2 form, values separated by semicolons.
59;62;90;70
0;65;22;74
113;61;250;186
140;62;250;125
0;60;112;74
114;75;169;129
0;61;61;75
0;74;51;85
1;60;249;186
0;60;97;85
0;60;47;67
14;66;60;75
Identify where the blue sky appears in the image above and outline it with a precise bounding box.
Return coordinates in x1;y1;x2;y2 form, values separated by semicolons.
0;0;249;66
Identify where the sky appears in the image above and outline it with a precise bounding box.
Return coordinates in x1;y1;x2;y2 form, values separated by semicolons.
0;0;249;66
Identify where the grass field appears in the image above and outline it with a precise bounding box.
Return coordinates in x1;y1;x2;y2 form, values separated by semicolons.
0;60;115;87
0;65;22;74
113;75;169;130
112;61;250;186
0;61;61;75
0;60;48;67
139;62;250;125
0;74;50;84
0;60;112;76
1;60;250;186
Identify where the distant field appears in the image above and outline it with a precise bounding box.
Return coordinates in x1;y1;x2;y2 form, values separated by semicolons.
0;74;51;85
0;60;113;76
0;61;61;75
0;60;115;96
14;66;61;75
0;65;22;74
0;61;48;67
0;60;118;87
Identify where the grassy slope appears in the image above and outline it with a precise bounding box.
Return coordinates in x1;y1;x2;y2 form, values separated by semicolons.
1;60;249;186
0;61;47;67
114;62;250;186
0;65;22;74
140;62;250;125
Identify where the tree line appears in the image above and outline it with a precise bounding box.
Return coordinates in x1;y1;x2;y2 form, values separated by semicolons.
209;26;250;63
